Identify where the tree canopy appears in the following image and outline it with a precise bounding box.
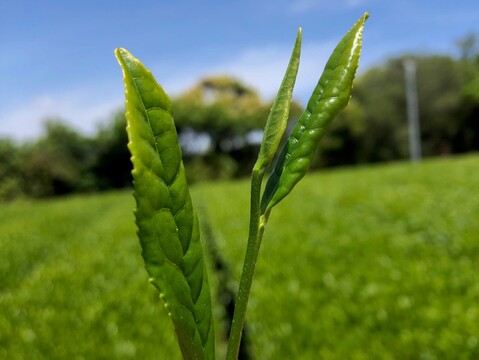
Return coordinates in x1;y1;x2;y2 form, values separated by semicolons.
317;52;479;168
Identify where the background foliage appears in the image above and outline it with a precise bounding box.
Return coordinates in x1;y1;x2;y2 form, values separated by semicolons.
1;49;478;201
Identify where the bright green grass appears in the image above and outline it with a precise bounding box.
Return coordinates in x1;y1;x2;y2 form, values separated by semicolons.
1;154;478;359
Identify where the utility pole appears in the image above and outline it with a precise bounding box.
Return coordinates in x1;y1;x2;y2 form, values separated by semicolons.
403;58;422;162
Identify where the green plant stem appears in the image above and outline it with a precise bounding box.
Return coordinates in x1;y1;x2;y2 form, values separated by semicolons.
226;167;266;360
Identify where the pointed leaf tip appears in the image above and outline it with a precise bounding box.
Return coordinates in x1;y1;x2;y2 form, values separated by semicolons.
254;26;302;172
114;48;128;61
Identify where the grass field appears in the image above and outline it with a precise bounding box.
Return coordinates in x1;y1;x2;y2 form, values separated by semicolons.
1;154;478;359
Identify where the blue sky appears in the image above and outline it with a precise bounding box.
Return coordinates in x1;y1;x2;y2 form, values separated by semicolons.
1;0;478;141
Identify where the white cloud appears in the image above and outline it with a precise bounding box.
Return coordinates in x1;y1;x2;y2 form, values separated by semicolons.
0;39;339;142
0;89;121;142
158;40;337;104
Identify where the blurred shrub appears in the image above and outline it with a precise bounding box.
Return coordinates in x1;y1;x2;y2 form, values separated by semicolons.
19;120;97;197
92;111;132;190
184;154;238;184
0;139;24;201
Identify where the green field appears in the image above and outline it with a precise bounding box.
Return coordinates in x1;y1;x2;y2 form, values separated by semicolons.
1;154;478;359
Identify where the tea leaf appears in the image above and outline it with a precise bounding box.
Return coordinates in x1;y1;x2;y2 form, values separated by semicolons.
115;48;214;360
254;28;302;173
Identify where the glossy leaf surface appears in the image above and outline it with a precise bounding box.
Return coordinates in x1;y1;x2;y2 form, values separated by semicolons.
261;13;368;213
115;48;214;360
254;28;302;173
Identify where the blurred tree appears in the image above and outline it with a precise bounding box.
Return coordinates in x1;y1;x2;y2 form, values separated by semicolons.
20;120;96;197
316;54;479;167
173;76;303;178
414;55;475;155
315;98;367;167
92;111;132;189
333;59;409;164
173;76;266;134
456;53;479;152
456;33;478;60
0;138;23;201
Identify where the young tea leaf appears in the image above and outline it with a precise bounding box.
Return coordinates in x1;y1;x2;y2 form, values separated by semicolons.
115;48;215;360
254;28;302;174
261;13;369;214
